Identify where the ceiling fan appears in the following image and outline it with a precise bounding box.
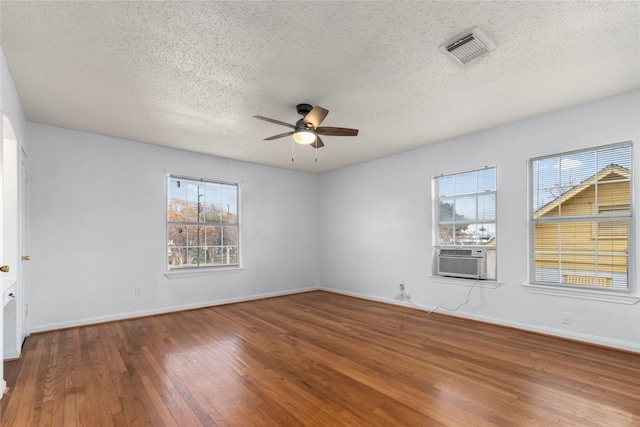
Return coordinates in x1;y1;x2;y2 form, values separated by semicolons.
254;103;358;149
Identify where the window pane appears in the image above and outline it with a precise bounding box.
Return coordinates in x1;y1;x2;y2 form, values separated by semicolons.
560;221;596;254
456;196;476;221
187;247;202;266
455;171;476;195
203;183;222;223
223;227;238;246
439;199;455;222
477;168;496;192
168;177;187;222
535;260;560;283
211;247;224;265
168;247;187;268
467;223;495;245
220;246;237;265
168;225;187;247
532;157;560;213
226;247;238;264
203;247;215;265
222;184;238;224
534;222;559;253
598;145;631;170
204;226;221;246
560;151;595;187
184;182;200;223
477;194;495;221
439;175;455;197
597;181;631;211
597;255;628;289
556;184;592;217
439;224;454;245
187;225;200;246
461;223;495;245
597;221;629;242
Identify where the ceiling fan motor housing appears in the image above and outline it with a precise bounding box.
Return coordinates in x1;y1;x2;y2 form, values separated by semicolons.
296;103;313;116
295;119;314;130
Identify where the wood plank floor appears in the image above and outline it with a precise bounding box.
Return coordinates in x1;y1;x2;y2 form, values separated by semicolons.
2;291;639;426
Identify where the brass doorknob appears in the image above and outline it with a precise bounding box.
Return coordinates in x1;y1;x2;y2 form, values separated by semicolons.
22;255;30;261
0;265;9;273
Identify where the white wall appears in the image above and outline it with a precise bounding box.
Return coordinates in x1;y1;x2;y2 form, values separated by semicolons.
10;50;640;353
320;90;640;352
26;123;320;331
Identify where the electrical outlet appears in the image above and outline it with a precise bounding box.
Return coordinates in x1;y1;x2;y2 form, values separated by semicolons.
561;311;571;324
135;288;141;297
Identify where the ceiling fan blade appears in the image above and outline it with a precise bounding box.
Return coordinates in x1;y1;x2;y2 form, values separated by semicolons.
310;136;325;149
253;115;296;129
303;106;329;128
264;131;294;141
316;126;359;137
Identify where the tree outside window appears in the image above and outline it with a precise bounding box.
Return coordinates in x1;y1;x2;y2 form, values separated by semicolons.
167;176;239;269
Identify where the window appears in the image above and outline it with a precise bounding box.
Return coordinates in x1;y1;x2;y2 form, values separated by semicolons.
167;176;239;269
433;167;497;280
530;143;632;290
435;167;497;246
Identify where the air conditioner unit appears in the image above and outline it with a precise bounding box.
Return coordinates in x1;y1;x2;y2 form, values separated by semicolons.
437;247;487;279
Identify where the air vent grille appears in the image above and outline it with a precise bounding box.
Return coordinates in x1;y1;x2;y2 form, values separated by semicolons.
440;27;496;65
439;248;473;257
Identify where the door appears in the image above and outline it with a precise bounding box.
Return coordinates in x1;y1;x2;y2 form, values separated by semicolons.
0;115;6;395
2;113;21;360
19;146;28;344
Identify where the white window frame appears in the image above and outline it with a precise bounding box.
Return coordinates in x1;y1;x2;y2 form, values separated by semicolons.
528;142;634;294
166;175;240;273
433;166;497;280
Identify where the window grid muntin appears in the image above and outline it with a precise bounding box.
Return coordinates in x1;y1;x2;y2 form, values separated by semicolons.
167;175;239;269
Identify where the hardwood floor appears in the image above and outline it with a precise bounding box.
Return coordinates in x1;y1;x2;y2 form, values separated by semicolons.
2;291;639;426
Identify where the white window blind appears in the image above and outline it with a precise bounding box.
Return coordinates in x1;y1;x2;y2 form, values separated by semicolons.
436;167;497;246
530;143;632;290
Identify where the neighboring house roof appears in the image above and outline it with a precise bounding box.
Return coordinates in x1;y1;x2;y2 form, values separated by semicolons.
533;164;630;218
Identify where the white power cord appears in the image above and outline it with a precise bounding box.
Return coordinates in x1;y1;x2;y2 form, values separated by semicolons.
398;280;479;314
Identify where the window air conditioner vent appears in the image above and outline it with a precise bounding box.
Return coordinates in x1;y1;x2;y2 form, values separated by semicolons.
437;247;487;279
440;27;496;65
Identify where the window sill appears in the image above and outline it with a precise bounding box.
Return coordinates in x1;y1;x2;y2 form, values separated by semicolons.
428;276;502;289
524;283;640;305
164;266;244;279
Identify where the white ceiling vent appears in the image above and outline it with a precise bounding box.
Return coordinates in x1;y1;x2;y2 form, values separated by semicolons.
440;27;496;65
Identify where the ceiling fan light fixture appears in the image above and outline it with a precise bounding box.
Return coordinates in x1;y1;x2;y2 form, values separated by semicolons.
293;129;316;145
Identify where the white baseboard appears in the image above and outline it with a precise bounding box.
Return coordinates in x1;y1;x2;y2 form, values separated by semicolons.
26;285;640;354
3;349;20;360
0;379;5;398
29;286;320;334
321;287;640;354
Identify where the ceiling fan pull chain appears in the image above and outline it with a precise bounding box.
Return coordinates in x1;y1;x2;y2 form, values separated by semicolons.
291;138;295;162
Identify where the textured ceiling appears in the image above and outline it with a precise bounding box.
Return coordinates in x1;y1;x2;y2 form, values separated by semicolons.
1;1;639;173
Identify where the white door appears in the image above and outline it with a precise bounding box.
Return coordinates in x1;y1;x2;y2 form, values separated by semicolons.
0;114;6;395
2;114;21;361
19;146;28;343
